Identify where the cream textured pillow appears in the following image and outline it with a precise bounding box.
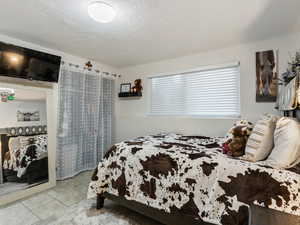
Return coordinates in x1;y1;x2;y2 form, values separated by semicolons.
265;117;300;168
244;114;279;162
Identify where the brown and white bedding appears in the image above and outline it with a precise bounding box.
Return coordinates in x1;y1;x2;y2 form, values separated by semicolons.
3;134;48;177
88;133;300;225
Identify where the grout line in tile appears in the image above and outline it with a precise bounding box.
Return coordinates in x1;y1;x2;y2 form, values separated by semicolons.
21;202;42;222
46;193;68;207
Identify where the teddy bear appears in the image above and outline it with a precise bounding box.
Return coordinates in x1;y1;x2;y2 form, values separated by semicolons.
225;120;253;140
131;79;143;94
222;125;249;157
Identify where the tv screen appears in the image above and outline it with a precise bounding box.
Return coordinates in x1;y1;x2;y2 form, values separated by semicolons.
0;42;61;83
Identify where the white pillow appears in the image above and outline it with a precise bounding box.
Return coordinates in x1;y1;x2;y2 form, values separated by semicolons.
265;117;300;168
244;114;279;162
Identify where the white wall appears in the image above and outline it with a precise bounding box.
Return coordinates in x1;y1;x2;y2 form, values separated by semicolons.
116;32;300;142
0;100;47;128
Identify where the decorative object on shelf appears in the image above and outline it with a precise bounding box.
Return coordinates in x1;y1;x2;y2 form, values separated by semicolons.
131;79;143;94
282;51;300;84
119;79;143;98
17;110;40;122
120;83;131;93
256;50;278;102
0;88;15;102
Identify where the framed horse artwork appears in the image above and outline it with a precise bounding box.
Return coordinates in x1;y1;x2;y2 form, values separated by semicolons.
255;50;279;102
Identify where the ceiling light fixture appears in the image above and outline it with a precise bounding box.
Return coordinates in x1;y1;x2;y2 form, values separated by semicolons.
88;1;116;23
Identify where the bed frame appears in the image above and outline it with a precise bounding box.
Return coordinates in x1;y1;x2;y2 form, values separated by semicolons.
95;111;300;225
96;193;300;225
97;193;213;225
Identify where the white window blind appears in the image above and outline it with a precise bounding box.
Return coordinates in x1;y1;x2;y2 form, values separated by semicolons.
149;65;240;118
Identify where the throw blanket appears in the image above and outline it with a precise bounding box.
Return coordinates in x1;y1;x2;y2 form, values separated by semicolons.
88;134;300;225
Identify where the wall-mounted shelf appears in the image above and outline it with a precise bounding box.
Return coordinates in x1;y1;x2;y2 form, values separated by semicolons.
118;92;142;98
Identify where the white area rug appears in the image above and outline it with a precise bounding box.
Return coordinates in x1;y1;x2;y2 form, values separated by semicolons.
49;198;161;225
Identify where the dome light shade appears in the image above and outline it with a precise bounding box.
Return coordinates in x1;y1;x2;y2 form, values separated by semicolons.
88;1;116;23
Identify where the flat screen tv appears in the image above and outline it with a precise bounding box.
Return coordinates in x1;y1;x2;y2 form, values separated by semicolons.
0;41;61;83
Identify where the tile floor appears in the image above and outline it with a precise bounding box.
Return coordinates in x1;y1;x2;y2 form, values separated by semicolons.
0;182;30;196
0;171;93;225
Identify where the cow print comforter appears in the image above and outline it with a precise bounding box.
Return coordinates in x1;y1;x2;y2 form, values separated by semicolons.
3;135;48;177
88;133;300;225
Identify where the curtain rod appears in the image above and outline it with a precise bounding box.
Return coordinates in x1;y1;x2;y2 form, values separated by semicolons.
61;61;121;78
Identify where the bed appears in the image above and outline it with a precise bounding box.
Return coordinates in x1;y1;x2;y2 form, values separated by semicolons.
0;125;48;185
88;133;300;225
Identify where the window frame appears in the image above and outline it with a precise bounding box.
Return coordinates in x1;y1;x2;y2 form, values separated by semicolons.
147;62;241;119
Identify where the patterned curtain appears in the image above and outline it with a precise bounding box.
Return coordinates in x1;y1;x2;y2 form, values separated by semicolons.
56;67;114;180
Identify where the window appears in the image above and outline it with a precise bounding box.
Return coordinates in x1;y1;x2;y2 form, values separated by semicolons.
149;64;240;118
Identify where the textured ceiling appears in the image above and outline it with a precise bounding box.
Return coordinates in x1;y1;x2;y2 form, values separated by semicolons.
1;0;300;68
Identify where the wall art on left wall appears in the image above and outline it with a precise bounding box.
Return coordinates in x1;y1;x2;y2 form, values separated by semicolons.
17;110;40;122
